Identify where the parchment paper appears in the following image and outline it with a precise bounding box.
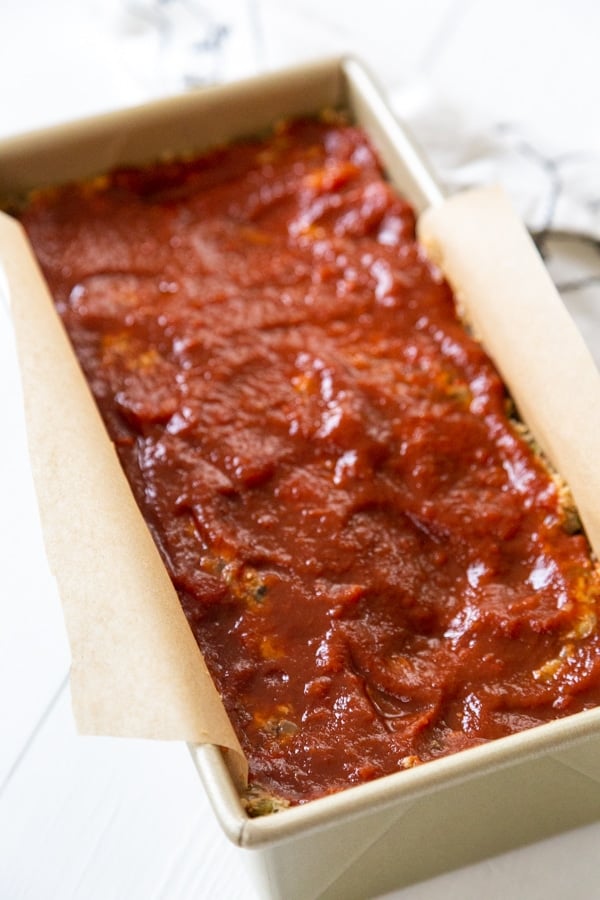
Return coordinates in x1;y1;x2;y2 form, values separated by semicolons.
0;211;246;789
418;186;600;557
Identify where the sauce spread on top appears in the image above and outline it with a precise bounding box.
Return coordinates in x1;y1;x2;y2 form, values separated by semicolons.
20;118;600;806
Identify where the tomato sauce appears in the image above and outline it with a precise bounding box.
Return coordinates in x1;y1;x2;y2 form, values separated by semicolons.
20;118;600;806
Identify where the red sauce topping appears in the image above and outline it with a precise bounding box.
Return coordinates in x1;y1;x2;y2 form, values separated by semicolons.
20;118;600;805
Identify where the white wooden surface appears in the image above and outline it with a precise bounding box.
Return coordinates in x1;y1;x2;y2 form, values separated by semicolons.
2;2;600;897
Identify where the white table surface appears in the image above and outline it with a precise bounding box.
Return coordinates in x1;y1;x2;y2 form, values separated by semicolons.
2;2;600;898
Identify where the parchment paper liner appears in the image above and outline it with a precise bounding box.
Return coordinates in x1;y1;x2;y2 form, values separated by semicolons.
0;211;246;789
3;178;600;800
418;186;600;556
